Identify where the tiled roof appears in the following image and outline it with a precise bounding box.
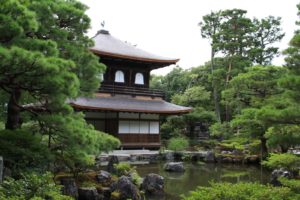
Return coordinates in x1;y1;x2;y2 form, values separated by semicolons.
70;94;191;114
90;30;179;64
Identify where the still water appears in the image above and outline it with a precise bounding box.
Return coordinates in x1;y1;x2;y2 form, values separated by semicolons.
135;162;271;200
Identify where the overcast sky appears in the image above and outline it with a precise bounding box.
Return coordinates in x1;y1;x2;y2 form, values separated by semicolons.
79;0;299;75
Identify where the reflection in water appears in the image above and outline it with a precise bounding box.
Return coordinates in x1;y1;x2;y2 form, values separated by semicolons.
135;162;271;200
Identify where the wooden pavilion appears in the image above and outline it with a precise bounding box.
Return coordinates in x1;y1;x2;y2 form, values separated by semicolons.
70;30;191;149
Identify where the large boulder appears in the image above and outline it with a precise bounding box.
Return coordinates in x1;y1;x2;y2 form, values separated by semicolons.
0;156;3;183
106;156;119;174
164;162;185;172
141;173;164;195
78;187;101;200
270;168;293;186
96;170;112;186
204;151;215;162
60;177;78;199
110;176;141;200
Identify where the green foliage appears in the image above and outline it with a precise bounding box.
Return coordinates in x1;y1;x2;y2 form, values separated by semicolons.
279;177;300;193
183;107;216;125
223;66;285;114
182;182;298;200
265;125;300;152
113;163;142;187
250;16;285;65
0;172;72;200
0;129;52;174
0;0;119;175
221;171;249;178
161;116;186;140
209;122;232;139
39;113;120;174
167;137;189;151
172;86;211;107
114;163;132;176
262;153;300;172
150;66;191;101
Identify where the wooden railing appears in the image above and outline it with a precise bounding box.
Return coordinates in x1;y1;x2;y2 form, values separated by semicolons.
99;84;165;98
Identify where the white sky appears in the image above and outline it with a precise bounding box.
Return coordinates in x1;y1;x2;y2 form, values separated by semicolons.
79;0;299;75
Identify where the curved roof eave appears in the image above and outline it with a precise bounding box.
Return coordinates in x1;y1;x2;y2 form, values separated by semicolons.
90;48;180;64
71;103;192;115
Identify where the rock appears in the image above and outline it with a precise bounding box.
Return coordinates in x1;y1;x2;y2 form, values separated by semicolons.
106;156;119;173
165;151;174;161
96;170;111;185
141;173;164;195
130;155;138;162
164;162;185;172
3;167;12;179
149;155;158;163
110;176;141;200
204;151;215;162
270;168;293;186
232;149;243;155
100;187;111;200
221;150;229;154
246;155;259;164
60;177;79;199
222;157;233;163
78;187;100;200
0;156;3;183
173;152;183;161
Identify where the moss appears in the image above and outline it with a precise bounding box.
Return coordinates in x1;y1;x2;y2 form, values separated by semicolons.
54;172;73;181
111;191;121;200
222;171;249;178
80;181;98;188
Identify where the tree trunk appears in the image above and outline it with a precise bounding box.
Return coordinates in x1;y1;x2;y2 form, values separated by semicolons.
210;48;221;122
260;137;268;160
5;89;22;130
225;58;232;121
225;59;232;85
280;145;289;153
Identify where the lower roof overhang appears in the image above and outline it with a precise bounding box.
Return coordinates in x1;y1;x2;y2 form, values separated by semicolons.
70;94;191;115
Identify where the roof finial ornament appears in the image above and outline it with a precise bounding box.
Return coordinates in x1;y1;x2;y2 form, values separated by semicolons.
101;20;105;29
94;21;109;36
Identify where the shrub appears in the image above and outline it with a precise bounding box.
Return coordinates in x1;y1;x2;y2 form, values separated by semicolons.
262;153;300;172
209;122;232;139
182;182;299;200
167;137;189;151
279;177;300;193
114;163;132;176
113;163;142;187
0;172;72;200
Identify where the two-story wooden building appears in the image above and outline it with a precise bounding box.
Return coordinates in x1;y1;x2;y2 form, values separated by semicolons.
70;30;191;149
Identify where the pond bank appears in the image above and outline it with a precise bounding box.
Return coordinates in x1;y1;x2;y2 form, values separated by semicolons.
97;149;260;166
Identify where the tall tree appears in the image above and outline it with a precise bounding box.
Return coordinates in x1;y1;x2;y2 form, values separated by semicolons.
216;9;254;85
257;4;300;151
0;0;119;172
250;16;285;65
214;9;254;121
0;0;105;129
199;11;222;122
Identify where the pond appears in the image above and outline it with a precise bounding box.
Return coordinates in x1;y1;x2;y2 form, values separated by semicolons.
134;162;271;200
